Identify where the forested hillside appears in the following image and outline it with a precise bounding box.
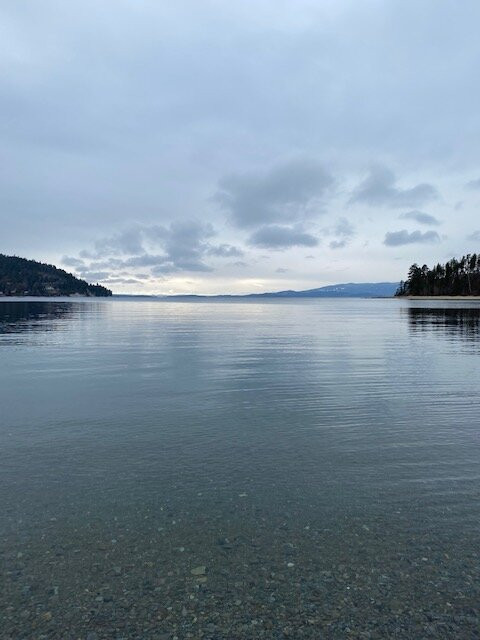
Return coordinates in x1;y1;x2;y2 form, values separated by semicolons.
0;254;112;297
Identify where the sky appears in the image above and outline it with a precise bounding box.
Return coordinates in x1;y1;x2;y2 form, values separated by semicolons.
1;0;480;294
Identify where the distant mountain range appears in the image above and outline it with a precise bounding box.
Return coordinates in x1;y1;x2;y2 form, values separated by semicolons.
160;282;399;300
0;254;112;297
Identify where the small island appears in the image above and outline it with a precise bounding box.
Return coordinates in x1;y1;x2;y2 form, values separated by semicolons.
0;254;112;297
396;254;480;297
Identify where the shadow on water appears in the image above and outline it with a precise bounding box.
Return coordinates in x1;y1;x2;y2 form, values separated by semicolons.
407;306;480;342
0;301;75;340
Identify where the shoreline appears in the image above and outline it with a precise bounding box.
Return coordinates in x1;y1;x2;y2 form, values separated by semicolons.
2;294;480;302
404;295;480;300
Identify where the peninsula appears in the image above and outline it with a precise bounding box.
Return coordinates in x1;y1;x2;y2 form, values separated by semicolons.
0;254;112;297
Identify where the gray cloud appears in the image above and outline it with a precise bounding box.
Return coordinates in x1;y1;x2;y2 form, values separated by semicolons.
248;225;319;249
399;210;440;225
466;178;480;190
152;260;212;275
207;244;244;257
62;256;86;268
85;258;124;270
383;229;441;247
329;239;348;249
467;230;480;241
157;220;215;272
350;166;438;208
121;254;167;268
92;227;145;257
216;159;333;228
334;217;355;236
77;270;111;281
70;220;245;277
329;217;355;249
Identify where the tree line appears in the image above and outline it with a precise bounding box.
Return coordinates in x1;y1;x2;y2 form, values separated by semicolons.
396;254;480;296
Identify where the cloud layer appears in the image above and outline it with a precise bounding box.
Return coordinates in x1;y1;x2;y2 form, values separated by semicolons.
2;1;480;293
64;222;245;282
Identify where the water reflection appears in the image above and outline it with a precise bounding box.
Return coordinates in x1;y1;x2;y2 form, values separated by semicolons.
407;306;480;342
0;301;74;340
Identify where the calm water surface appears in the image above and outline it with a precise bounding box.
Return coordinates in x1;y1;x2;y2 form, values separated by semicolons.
1;298;480;639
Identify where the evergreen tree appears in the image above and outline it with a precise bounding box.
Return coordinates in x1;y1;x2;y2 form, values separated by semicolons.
396;254;480;296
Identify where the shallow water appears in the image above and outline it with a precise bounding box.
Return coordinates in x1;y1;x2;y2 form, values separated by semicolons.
1;297;480;639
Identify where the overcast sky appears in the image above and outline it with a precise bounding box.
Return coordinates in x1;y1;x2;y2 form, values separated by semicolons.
2;1;480;294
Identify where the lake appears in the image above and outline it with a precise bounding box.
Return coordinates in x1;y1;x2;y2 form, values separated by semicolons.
1;297;480;639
